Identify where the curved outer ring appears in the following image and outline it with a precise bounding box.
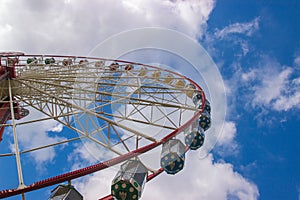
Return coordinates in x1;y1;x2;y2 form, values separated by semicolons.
0;54;206;198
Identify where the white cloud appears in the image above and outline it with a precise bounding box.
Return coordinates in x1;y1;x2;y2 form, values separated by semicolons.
75;168;116;199
230;55;300;113
241;69;258;82
272;82;300;111
227;56;300;114
203;17;260;60
75;153;259;200
209;17;259;57
0;0;215;54
68;141;115;170
217;121;237;145
215;17;260;39
49;123;63;132
253;67;292;105
0;23;12;37
250;63;300;111
10;108;67;167
213;121;239;157
294;55;300;67
143;153;259;200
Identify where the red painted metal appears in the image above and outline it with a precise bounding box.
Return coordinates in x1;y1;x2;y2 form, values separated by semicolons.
0;53;29;142
0;52;24;57
0;99;29;142
0;102;10;142
99;194;114;200
146;168;165;182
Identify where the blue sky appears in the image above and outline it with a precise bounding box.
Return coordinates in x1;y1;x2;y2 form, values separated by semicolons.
205;1;300;199
0;0;299;200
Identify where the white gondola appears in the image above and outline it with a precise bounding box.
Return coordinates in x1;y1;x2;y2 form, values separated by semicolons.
151;70;161;80
185;84;196;98
48;184;83;200
174;79;186;88
138;67;147;76
164;73;174;84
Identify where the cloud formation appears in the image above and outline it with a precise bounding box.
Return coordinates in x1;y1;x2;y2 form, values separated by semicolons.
10;108;67;167
242;56;300;111
142;153;259;200
295;55;300;67
0;0;215;54
75;153;259;200
215;17;260;39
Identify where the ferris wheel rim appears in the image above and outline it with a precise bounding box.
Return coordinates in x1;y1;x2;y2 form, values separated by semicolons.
0;53;207;198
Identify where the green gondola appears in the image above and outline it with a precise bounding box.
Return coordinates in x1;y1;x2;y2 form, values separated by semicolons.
111;160;148;200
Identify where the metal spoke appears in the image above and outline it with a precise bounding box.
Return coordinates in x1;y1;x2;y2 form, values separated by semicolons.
8;79;25;189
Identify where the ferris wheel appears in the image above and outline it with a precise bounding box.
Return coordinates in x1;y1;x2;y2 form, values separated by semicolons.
0;52;211;200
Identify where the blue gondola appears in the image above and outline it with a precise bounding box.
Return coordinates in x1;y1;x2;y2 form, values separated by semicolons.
192;92;203;105
185;128;205;150
193;92;212;131
204;100;211;114
199;109;211;131
160;139;185;175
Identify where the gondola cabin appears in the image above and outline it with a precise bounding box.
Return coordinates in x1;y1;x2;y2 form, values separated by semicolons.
138;67;147;76
45;58;55;65
164;73;174;84
193;93;211;115
79;59;88;66
62;58;72;66
160;139;185;175
27;57;37;64
48;184;83;200
185;84;196;98
125;64;134;71
204;100;211;114
192;92;202;106
192;92;211;131
109;62;119;71
151;70;161;80
185;128;205;150
111;160;148;200
174;79;186;88
95;61;104;67
199;104;211;131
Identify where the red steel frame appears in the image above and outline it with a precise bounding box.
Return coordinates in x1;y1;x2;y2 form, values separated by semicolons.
0;52;28;142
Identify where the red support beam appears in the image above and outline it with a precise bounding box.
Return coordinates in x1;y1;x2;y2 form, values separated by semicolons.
0;102;11;142
0;53;29;142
